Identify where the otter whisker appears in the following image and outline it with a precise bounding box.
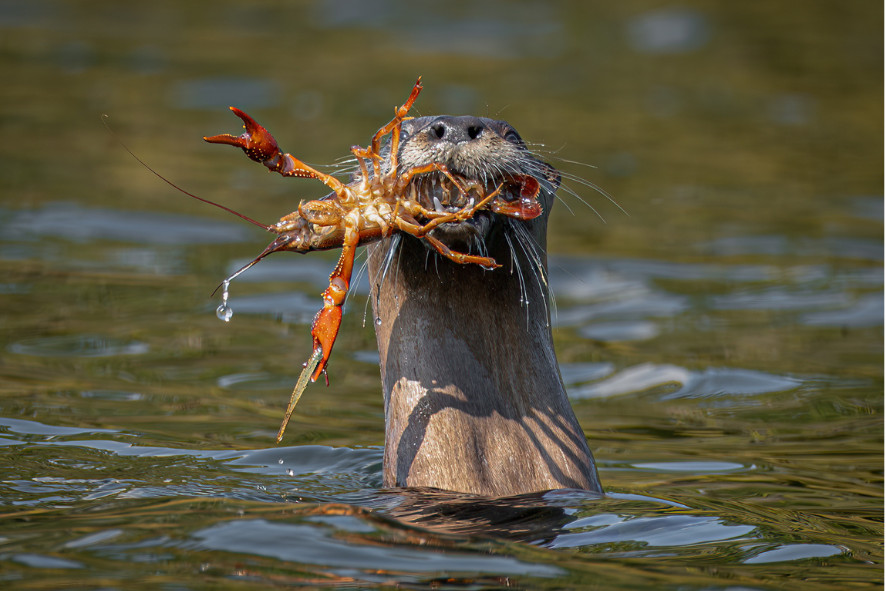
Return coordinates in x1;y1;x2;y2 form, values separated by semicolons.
431;249;440;277
523;150;627;219
471;232;489;261
503;229;531;326
370;234;403;320
558;170;626;216
510;154;627;223
351;249;374;327
509;219;555;322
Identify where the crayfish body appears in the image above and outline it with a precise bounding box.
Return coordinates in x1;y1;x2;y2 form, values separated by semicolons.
203;77;543;437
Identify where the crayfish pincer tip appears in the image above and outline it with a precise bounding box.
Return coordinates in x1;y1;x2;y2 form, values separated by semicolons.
203;133;235;145
228;106;249;119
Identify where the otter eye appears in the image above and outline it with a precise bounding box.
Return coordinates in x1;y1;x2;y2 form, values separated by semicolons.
504;129;525;148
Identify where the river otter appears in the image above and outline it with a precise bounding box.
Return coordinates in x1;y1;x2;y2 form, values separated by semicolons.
366;115;602;497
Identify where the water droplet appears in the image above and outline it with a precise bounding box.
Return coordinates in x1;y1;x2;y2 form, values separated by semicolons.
216;279;233;322
375;317;382;326
286;468;294;477
277;458;284;465
216;303;233;322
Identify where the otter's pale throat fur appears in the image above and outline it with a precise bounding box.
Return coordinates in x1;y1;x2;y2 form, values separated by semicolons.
366;115;602;497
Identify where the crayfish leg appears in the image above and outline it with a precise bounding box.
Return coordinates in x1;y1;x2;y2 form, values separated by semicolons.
370;76;423;157
423;234;501;268
205;107;346;195
392;217;501;268
309;225;360;381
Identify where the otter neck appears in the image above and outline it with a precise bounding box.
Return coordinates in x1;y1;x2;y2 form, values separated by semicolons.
367;223;602;497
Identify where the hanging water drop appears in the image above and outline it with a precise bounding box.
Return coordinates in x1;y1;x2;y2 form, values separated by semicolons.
216;303;233;322
216;279;233;322
375;317;382;326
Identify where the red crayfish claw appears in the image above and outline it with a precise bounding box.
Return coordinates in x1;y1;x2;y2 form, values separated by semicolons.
491;175;543;221
204;106;281;163
309;304;342;383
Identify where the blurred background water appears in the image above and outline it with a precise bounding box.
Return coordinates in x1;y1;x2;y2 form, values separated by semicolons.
0;1;882;589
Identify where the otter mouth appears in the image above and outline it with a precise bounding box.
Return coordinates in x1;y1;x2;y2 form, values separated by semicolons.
409;173;486;213
408;173;537;225
407;171;528;246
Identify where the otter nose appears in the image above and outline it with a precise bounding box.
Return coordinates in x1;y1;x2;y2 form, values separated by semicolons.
428;116;486;144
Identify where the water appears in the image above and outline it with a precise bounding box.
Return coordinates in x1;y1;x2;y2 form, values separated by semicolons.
0;2;882;589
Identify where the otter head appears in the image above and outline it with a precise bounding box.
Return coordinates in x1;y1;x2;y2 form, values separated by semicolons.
394;115;561;256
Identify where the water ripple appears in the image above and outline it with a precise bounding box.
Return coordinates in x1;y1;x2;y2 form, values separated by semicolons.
192;518;565;576
570;363;799;400
0;203;255;245
7;335;149;358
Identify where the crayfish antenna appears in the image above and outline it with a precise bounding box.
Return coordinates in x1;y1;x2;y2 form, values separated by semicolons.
210;234;295;296
101;114;272;231
211;258;261;297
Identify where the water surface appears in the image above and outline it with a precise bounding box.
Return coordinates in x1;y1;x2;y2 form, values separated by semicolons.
0;2;881;589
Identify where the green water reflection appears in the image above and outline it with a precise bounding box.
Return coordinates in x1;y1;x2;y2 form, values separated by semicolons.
0;1;881;589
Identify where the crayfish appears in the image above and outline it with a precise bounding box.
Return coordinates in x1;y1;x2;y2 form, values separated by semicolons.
202;77;545;440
